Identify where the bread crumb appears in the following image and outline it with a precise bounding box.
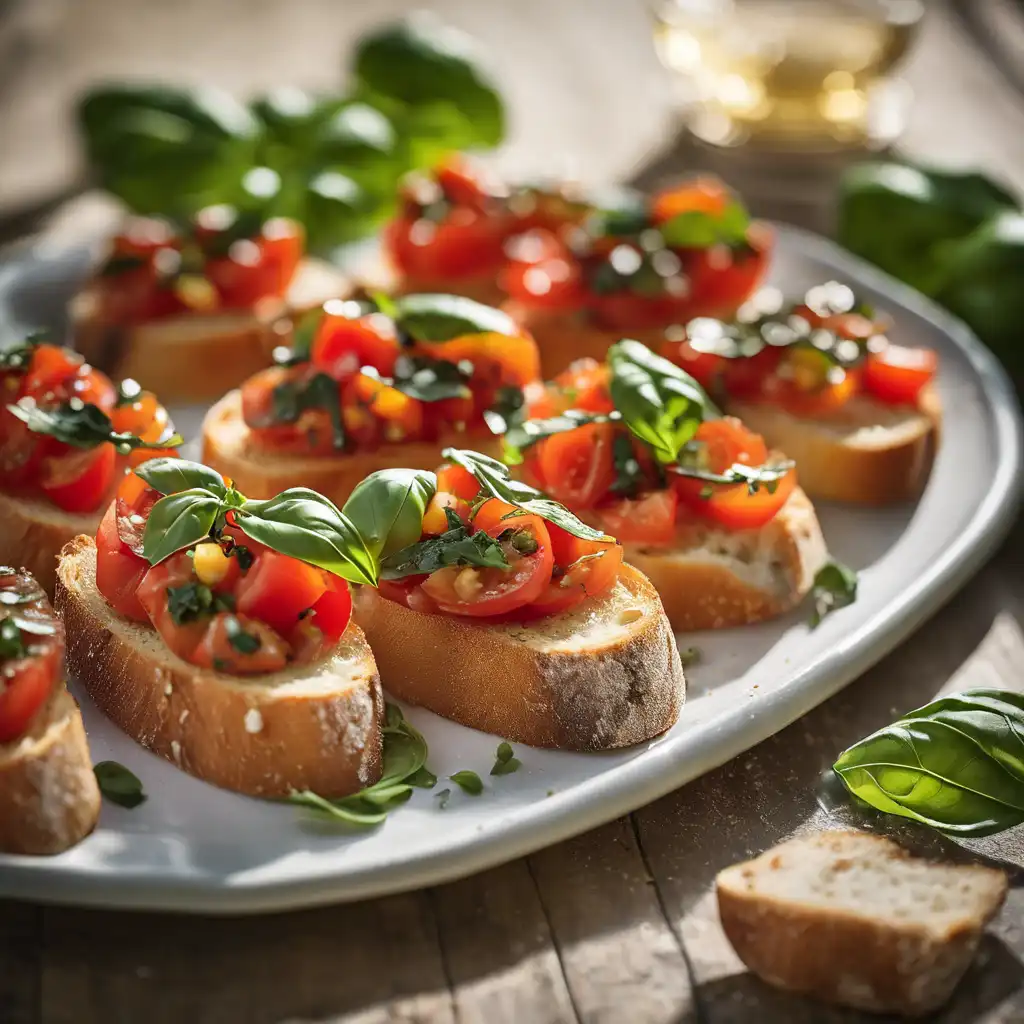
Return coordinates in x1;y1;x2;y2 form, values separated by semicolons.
617;608;643;625
244;709;264;735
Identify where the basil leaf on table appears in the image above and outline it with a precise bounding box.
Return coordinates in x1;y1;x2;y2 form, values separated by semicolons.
240;489;377;586
392;293;519;343
135;458;229;498
442;448;610;543
607;340;714;464
833;688;1024;837
810;561;858;627
381;520;509;580
142;489;223;565
94;761;147;810
342;468;437;559
7;400;182;453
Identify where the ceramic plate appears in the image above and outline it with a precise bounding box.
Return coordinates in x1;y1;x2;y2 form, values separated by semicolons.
0;225;1020;914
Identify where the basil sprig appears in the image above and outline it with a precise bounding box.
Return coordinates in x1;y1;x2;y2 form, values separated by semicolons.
833;689;1024;837
342;468;436;559
135;459;376;586
810;560;858;627
7;399;182;453
442;448;610;543
381;509;510;580
290;704;435;827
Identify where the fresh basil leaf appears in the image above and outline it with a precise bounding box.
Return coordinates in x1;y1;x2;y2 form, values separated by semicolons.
167;581;234;625
390;355;473;402
490;741;521;776
240;488;377;586
659;200;750;249
503;410;619;466
407;766;438;789
135;458;228;498
607;340;713;464
483;386;526;437
392;293;518;343
585;189;651;238
609;431;648;497
269;371;345;451
94;761;147;810
450;770;484;795
289;789;391;827
380;522;509;580
442;448;610;543
833;688;1024;837
810;560;858;627
0;619;26;660
142;489;222;565
225;615;261;654
286;305;327;362
341;468;436;561
7;399;182;453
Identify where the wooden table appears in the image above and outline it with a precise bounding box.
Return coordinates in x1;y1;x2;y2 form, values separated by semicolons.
2;3;1023;1021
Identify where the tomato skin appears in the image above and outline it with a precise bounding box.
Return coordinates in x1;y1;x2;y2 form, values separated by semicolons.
308;579;352;643
536;422;618;508
523;542;624;618
651;179;731;224
597;490;679;546
863;345;937;406
191;613;290;675
551;358;614;414
422;492;470;535
137;555;210;662
436;463;481;502
40;444;116;513
311;312;398;380
386;211;509;282
501;230;588;311
663;340;728;392
722;345;784;401
21;345;84;398
95;500;150;622
377;577;440;614
765;366;858;418
234;551;327;639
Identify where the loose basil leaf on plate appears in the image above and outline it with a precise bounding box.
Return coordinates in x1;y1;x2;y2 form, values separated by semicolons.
490;741;522;777
392;293;519;343
833;688;1024;837
94;761;147;810
135;458;229;498
450;769;484;795
658;201;750;249
342;467;437;559
810;560;858;626
442;448;610;543
142;489;223;565
7;400;182;453
380;520;509;580
240;488;377;586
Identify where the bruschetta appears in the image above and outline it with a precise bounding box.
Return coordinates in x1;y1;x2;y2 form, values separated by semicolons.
0;337;180;596
201;292;540;506
500;177;773;377
506;341;828;631
0;566;100;855
660;282;941;504
346;449;686;749
71;209;347;403
55;462;384;798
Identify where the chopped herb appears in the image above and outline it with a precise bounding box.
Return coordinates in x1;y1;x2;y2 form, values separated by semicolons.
436;788;452;809
810;561;858;626
502;528;538;555
271;371;345;451
232;545;254;572
115;378;143;407
490;741;522;777
379;355;474;403
166;582;234;626
212;657;228;672
670;459;794;495
450;770;484;795
380;520;510;580
6;399;182;453
94;761;147;809
224;615;261;654
0;618;25;660
483;386;526;436
699;484;714;500
609;432;647;497
97;253;148;278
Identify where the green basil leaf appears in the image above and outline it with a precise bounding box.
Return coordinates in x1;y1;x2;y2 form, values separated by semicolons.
342;468;437;560
833;688;1024;837
284;305;327;363
142;489;222;565
392;293;518;343
658;200;750;249
483;386;526;437
607;339;713;464
450;770;484;795
392;355;473;402
314;102;398;170
7;400;182;453
670;459;794;495
585;188;651;238
490;741;521;776
94;761;147;810
289;789;391;827
380;523;509;580
240;489;377;586
436;787;452;809
442;448;610;543
0;333;43;372
503;410;619;466
270;371;345;451
134;458;228;498
810;560;858;627
0;619;26;660
408;766;438;789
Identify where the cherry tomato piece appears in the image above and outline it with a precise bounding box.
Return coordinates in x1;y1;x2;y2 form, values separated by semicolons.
536;422;617;508
234;551;327;639
863;345;937;406
40;444;116;514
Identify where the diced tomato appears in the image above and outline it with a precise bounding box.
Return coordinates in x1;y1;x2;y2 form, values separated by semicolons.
525;542;623;617
20;344;84;400
536;422;617;508
0;413;49;488
651;179;731;224
552;358;615;414
664;340;728;391
257;218;304;294
234;550;327;639
67;366;117;411
377;577;440;614
863;345;937;406
137;555;209;662
434;156;499;210
686;223;773;317
597;489;678;545
40;444;116;514
501;230;588;311
311;311;399;380
308;579;353;642
111;389;169;441
691;418;768;470
346;372;424;443
420;328;540;393
96;501;150;621
766;366;858;418
436;463;480;502
191;613;289;675
422;491;471;535
385;210;510;282
722;345;784;401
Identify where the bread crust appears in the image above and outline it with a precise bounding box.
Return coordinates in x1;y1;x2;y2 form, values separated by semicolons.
201;388;502;505
0;493;98;598
71;258;347;404
716;830;1007;1017
55;536;384;798
621;487;828;631
0;686;101;855
353;563;684;750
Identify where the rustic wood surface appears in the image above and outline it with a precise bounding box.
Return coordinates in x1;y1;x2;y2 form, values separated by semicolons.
1;2;1023;1022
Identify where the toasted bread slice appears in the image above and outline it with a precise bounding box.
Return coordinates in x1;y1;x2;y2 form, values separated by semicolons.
71;258;347;403
55;536;383;798
0;492;98;598
0;685;101;855
201;388;502;505
716;830;1008;1017
617;486;827;631
353;563;684;750
730;386;941;505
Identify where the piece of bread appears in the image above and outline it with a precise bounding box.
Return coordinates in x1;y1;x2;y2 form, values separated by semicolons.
716;830;1008;1017
55;536;384;799
0;492;98;598
71;257;347;403
616;486;828;631
729;385;941;505
201;388;502;505
0;685;101;856
353;562;684;750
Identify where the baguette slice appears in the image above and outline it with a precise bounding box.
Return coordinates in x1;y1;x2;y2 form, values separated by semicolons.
202;388;502;505
55;536;384;798
71;257;347;404
0;492;98;598
354;563;684;750
730;386;941;505
617;486;828;631
0;686;101;855
717;830;1008;1017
